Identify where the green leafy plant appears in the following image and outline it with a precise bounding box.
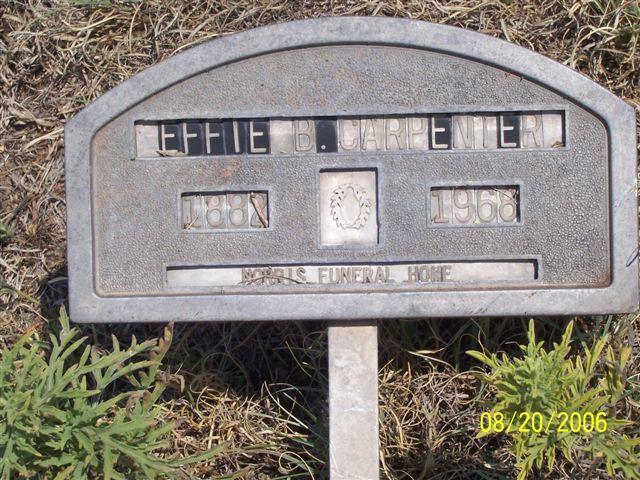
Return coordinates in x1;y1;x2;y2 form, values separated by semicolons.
0;220;13;243
0;308;228;479
468;320;639;479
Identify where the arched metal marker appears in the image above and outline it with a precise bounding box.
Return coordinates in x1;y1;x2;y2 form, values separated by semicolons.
64;17;638;478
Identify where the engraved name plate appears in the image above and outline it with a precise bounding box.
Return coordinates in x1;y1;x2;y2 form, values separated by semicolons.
65;18;637;322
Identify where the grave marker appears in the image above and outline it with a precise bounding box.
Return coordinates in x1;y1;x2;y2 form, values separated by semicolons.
66;18;637;323
65;18;638;479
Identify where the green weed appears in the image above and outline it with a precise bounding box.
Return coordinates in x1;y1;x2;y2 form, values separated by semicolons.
468;319;640;479
0;221;13;242
0;308;230;479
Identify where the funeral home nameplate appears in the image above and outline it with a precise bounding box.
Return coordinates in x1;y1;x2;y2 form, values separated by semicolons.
65;18;638;322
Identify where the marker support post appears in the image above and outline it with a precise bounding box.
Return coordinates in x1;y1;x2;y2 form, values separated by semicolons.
328;321;379;479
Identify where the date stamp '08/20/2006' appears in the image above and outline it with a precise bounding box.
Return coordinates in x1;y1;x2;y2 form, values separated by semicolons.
479;411;612;435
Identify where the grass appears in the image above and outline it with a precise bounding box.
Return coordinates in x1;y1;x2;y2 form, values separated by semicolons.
1;0;639;478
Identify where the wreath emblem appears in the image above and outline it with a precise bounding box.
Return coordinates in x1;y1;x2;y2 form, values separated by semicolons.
330;183;371;230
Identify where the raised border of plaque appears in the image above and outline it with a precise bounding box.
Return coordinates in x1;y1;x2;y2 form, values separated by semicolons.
65;18;638;322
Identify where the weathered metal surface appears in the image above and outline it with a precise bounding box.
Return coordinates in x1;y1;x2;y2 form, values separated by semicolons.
65;17;638;322
328;322;379;480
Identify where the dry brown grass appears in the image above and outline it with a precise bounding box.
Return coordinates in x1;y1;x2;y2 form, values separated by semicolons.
1;0;639;478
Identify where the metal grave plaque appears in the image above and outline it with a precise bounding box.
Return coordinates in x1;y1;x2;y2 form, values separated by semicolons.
65;18;638;322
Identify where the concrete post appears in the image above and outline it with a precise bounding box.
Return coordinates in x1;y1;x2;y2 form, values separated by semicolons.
328;321;379;479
